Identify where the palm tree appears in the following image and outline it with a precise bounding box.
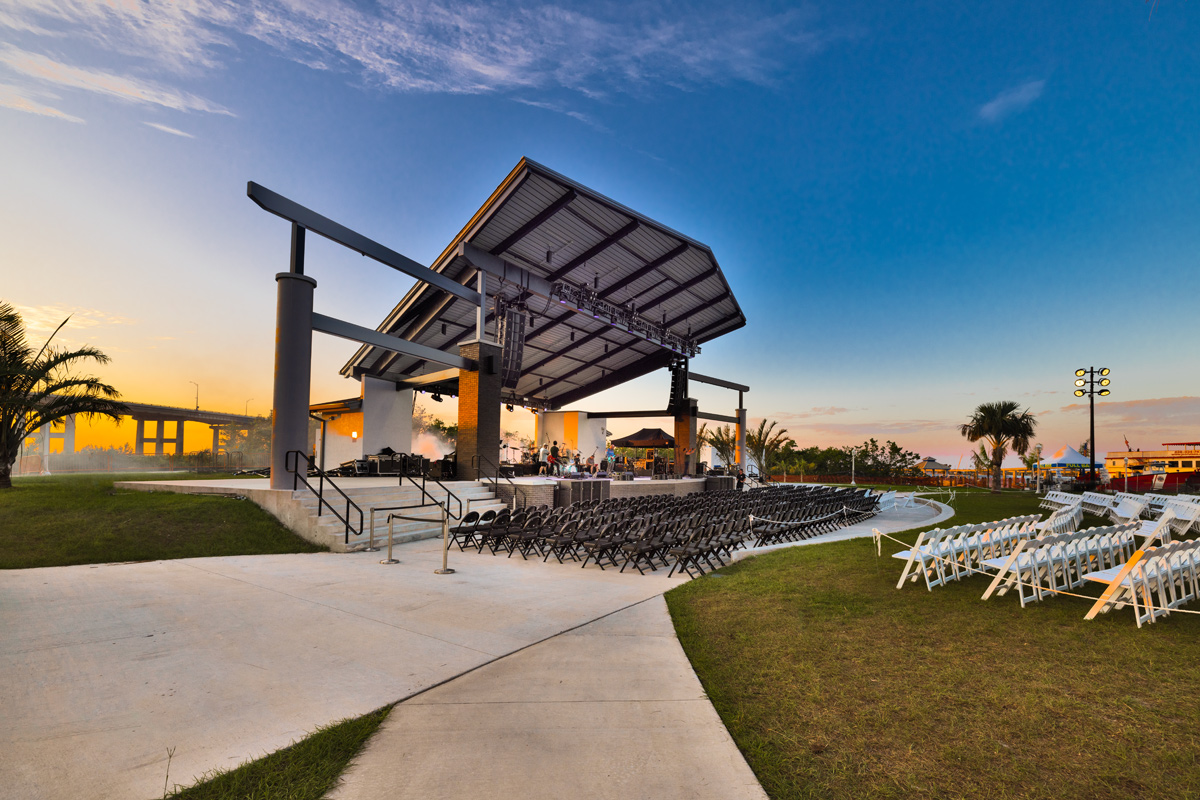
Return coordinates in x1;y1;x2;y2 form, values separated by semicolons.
959;401;1037;493
746;419;794;477
706;423;738;469
1;301;127;488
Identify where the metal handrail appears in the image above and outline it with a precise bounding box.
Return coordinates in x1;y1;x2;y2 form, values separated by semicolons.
471;453;530;508
400;473;463;521
285;450;364;544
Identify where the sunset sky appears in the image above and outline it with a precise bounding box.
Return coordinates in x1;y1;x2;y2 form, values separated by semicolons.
2;0;1198;464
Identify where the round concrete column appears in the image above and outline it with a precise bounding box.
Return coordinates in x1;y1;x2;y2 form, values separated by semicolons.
270;272;317;489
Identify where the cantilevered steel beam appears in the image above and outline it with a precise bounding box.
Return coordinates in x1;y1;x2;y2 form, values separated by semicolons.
585;410;672;419
312;314;473;370
248;182;481;305
697;411;739;424
689;372;750;393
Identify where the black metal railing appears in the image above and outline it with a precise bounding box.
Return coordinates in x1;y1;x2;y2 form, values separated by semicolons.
285;450;364;544
401;472;462;521
471;453;529;508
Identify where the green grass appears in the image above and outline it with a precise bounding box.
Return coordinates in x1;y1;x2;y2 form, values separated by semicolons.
0;473;325;568
166;705;392;799
667;491;1200;800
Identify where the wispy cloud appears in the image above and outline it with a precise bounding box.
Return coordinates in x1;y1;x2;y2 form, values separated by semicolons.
1057;396;1200;429
978;79;1045;123
1;1;842;98
0;46;232;114
15;304;136;337
0;82;82;122
144;121;193;138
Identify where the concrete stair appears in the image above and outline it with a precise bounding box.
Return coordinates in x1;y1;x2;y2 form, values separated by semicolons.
292;480;509;552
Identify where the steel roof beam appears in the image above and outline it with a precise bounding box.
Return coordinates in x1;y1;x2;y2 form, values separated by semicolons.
544;219;639;282
597;243;690;301
490;189;577;255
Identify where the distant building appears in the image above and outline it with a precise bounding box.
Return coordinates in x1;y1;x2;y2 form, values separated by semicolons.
1104;442;1200;478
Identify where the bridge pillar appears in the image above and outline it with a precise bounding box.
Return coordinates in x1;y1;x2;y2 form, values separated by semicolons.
270;270;317;489
135;419;145;455
174;421;186;455
457;340;501;480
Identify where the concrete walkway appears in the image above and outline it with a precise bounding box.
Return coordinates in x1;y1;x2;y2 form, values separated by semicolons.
329;597;768;800
0;497;946;800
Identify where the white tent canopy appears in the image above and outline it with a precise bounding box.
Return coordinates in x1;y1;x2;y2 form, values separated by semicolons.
1047;445;1090;467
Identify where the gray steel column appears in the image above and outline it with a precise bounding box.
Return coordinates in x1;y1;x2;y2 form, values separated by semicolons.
270;271;317;488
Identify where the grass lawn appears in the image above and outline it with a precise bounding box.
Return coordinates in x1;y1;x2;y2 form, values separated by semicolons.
0;473;325;569
666;490;1200;800
167;705;392;800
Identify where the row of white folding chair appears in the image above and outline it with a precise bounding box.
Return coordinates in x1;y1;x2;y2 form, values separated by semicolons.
1081;492;1117;516
893;516;1039;591
1036;502;1083;535
1084;540;1200;627
1134;510;1175;548
875;490;896;511
1040;491;1079;511
1113;492;1151;513
1107;496;1147;524
1159;499;1200;537
981;523;1139;607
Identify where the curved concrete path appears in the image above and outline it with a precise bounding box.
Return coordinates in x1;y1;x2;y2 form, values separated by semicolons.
0;496;946;800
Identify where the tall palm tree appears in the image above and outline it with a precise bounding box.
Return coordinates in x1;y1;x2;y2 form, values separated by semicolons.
0;301;127;488
706;423;738;468
959;401;1037;493
747;419;794;477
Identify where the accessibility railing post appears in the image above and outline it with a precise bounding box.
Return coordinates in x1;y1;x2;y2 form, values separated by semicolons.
364;507;380;552
435;510;455;574
381;514;399;564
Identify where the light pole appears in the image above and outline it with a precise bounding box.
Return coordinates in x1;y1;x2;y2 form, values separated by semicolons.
1073;367;1112;486
188;381;199;411
1035;443;1043;494
850;447;856;486
245;398;254;416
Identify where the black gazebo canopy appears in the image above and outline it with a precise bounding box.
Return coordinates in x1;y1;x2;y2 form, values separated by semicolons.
610;427;675;448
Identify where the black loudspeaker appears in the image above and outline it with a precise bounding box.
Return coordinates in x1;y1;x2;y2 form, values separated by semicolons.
496;301;525;390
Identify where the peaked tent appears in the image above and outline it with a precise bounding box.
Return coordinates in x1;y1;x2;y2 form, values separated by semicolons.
1047;445;1090;467
610;428;675;448
917;456;951;472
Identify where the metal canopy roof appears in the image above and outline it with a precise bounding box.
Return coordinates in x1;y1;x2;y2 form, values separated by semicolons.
342;158;745;409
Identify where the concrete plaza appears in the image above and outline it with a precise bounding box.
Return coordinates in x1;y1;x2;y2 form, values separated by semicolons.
0;498;947;799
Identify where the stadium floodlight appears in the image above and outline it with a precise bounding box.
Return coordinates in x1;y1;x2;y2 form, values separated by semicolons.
1072;367;1114;486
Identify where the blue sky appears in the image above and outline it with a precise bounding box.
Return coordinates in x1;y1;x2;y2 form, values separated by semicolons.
2;0;1198;464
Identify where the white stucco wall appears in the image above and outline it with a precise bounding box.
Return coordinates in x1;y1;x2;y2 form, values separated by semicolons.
362;377;413;456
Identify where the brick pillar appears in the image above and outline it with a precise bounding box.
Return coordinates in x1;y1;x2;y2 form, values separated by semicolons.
458;340;502;480
674;399;698;476
736;406;747;471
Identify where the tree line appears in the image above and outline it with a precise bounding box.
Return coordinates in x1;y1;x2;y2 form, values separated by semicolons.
701;420;923;478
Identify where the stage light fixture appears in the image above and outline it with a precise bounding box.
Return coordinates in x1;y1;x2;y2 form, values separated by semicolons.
1076;368;1086;377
